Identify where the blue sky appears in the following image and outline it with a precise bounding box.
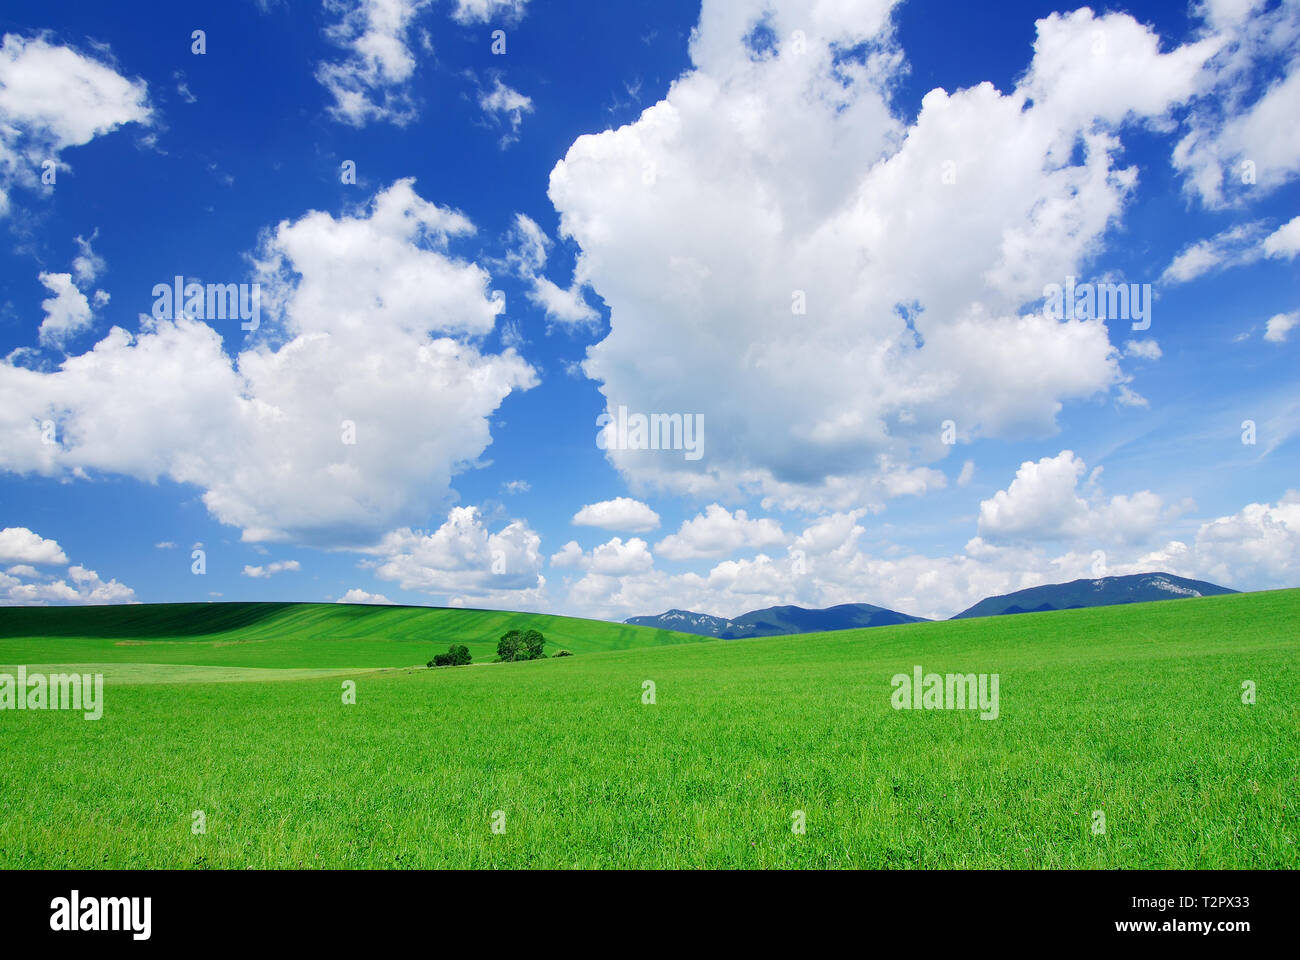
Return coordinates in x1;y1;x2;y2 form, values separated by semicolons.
0;0;1296;620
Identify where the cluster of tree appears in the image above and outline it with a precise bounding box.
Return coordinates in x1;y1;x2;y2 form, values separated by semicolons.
497;629;546;662
428;644;471;667
430;630;569;667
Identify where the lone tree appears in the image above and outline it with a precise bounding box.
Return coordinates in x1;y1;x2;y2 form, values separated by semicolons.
497;629;522;661
497;628;546;662
429;644;471;667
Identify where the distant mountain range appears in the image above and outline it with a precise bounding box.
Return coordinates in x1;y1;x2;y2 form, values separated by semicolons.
950;572;1237;618
626;573;1237;636
626;602;929;638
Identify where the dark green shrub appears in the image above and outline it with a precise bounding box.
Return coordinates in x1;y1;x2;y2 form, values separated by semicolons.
553;649;573;658
497;628;546;661
430;644;472;667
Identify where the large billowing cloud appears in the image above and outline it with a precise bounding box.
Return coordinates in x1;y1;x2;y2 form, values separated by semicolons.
976;450;1170;546
548;1;1216;511
0;180;536;545
1192;492;1300;587
0;33;151;216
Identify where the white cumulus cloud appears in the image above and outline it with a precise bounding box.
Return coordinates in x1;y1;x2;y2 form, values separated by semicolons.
0;527;68;564
572;497;660;532
0;180;536;545
549;3;1211;509
977;451;1168;545
0;33;152;216
655;503;786;560
0;527;133;605
368;505;545;606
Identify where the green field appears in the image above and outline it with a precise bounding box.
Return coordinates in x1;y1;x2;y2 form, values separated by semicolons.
1;591;1297;868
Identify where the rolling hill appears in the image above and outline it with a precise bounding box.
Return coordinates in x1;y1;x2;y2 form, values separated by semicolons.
951;572;1237;619
0;601;705;669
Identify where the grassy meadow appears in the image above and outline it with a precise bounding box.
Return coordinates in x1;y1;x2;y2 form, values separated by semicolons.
1;591;1297;868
